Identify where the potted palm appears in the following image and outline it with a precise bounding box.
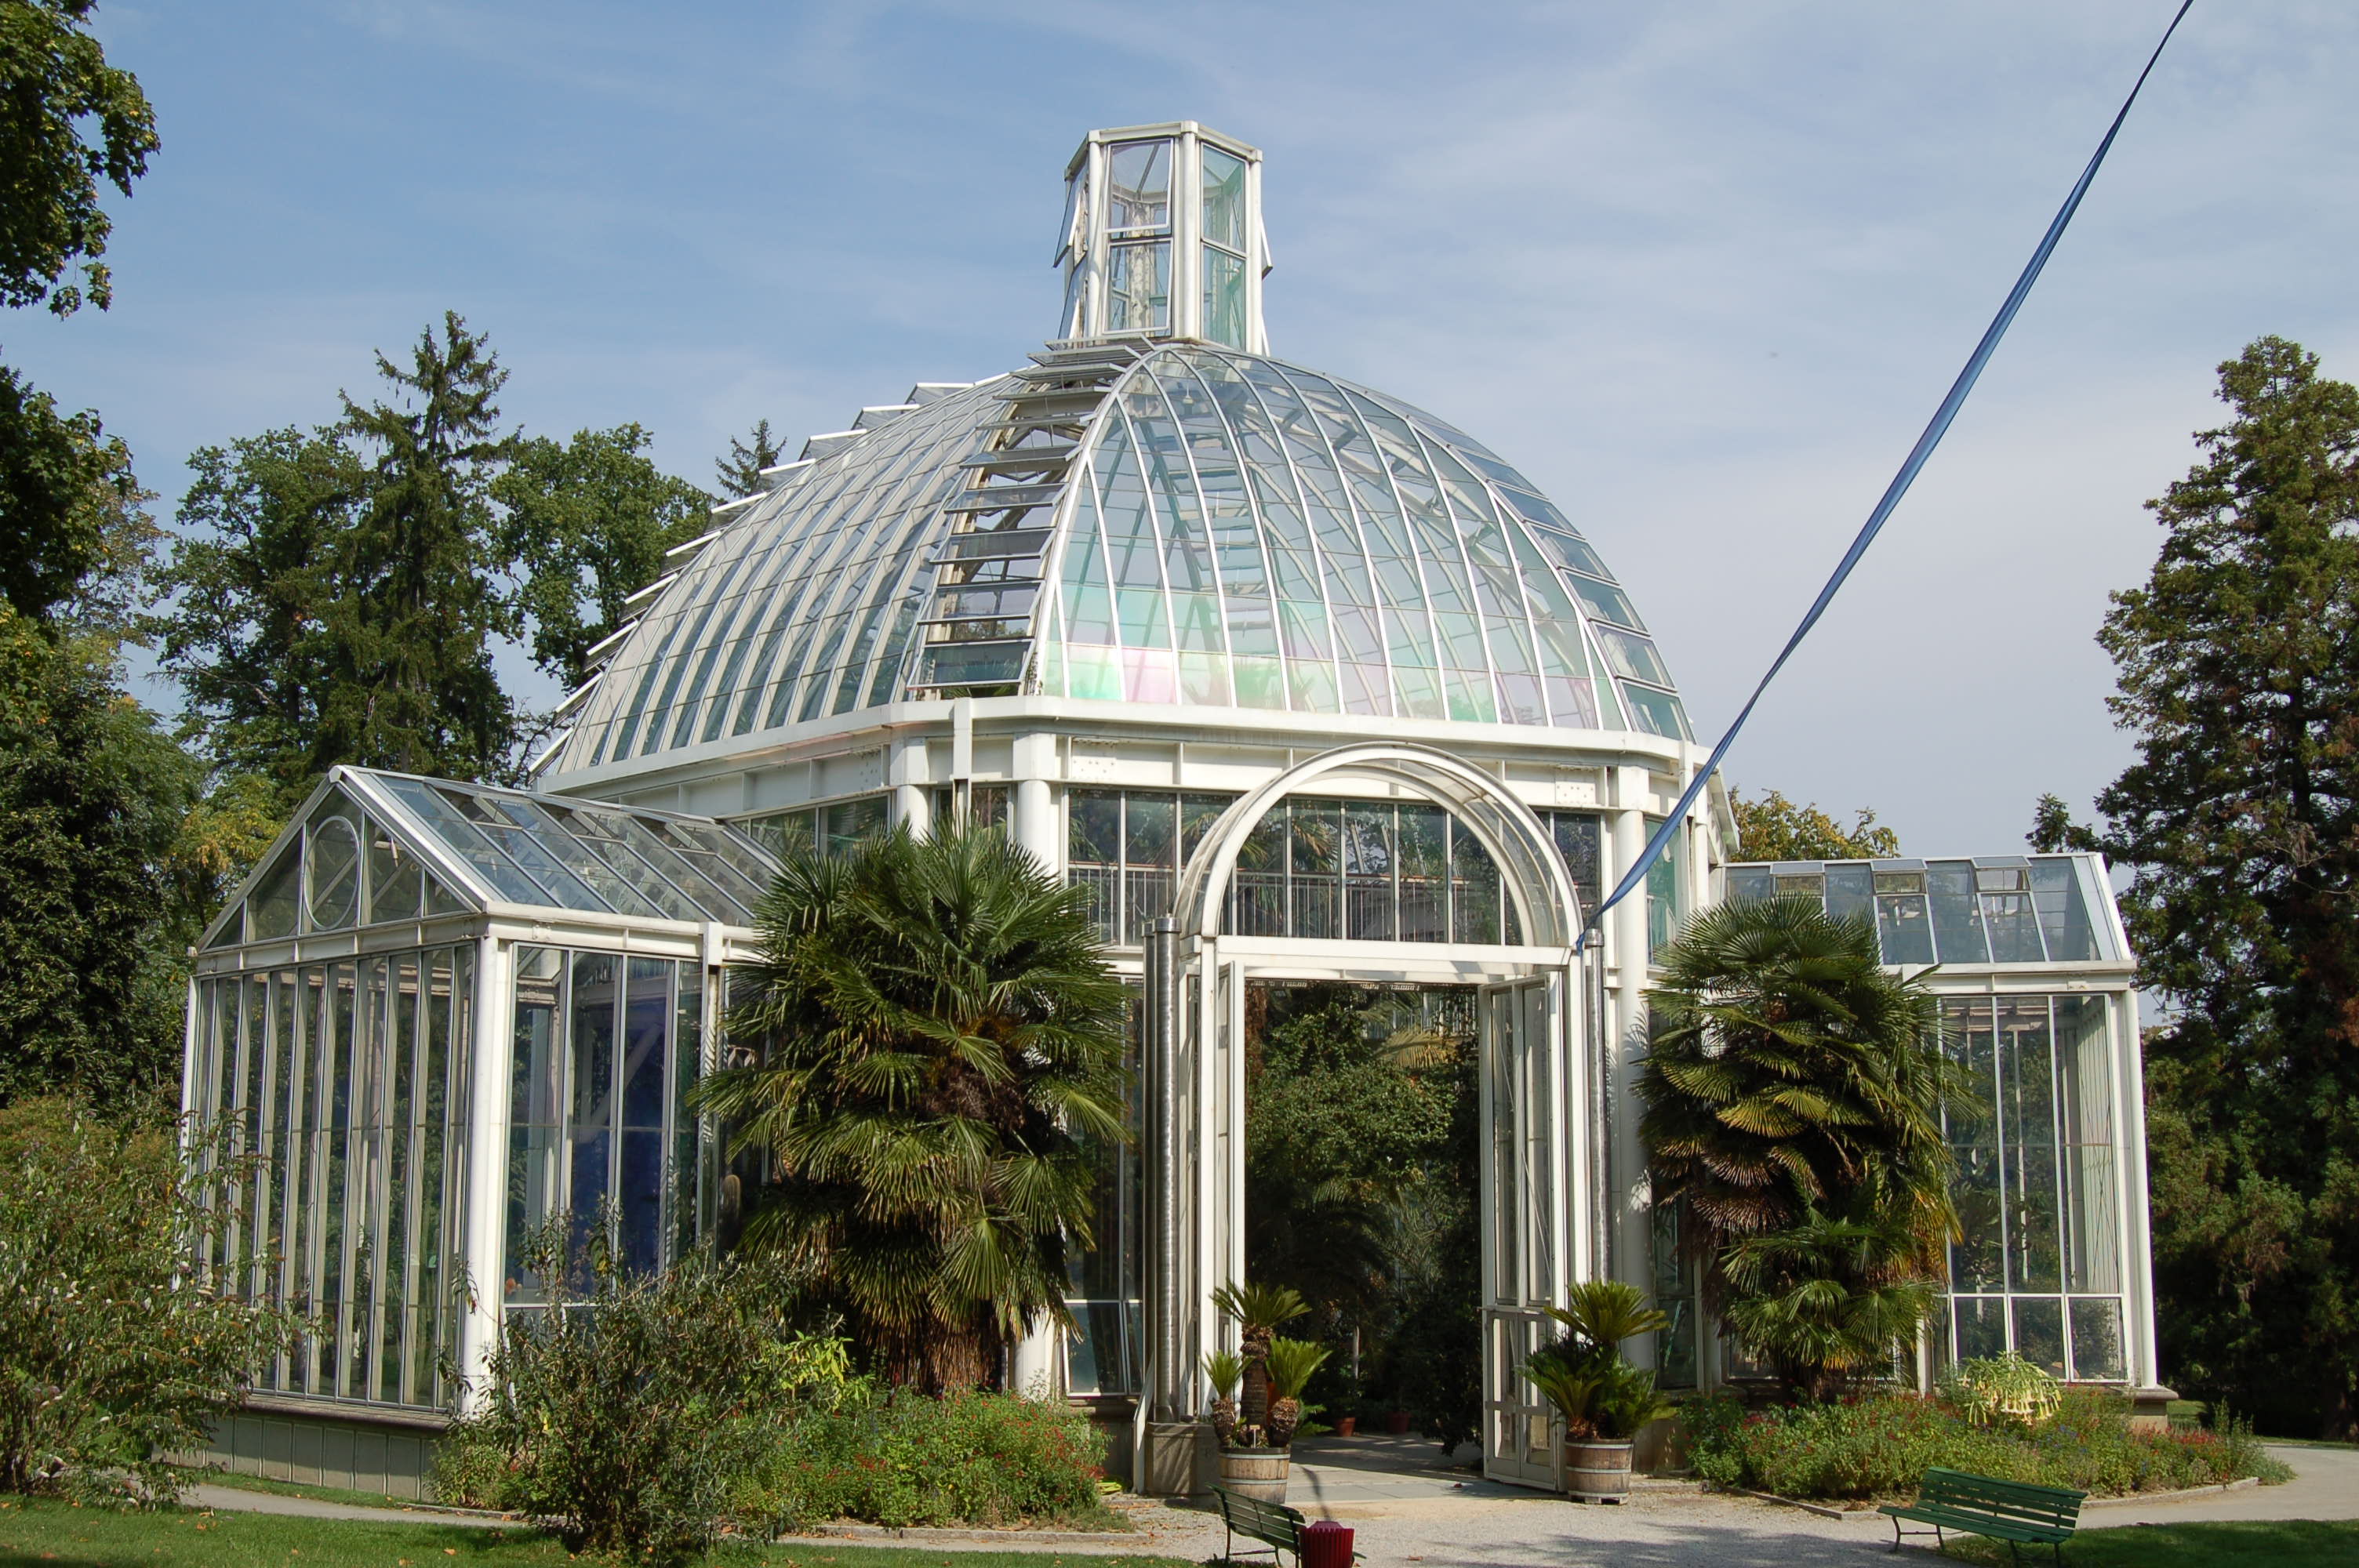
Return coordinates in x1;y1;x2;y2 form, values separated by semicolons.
1524;1280;1677;1501
1208;1281;1313;1501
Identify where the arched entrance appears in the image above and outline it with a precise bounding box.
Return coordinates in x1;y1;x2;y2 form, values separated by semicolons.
1132;742;1594;1490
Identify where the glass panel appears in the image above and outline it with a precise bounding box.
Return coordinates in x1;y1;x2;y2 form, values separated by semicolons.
2069;1298;2126;1381
2055;995;2121;1294
1945;998;2004;1290
2012;1297;2066;1377
1124;794;1176;941
2030;858;2100;961
1291;800;1340;940
620;957;671;1277
1107;241;1171;332
366;815;423;924
438;789;616;913
1621;684;1691;741
1824;863;1874;929
1953;1295;2007;1362
1106;139;1171;230
378;777;551;906
1344;804;1394;942
823;796;887;860
507;948;564;1305
1998;997;2060;1291
1927;861;1990;964
306;814;361;931
1069;789;1121;943
1452;827;1504;945
569;953;618;1258
1398;805;1448;942
1652;1203;1699;1389
1201;145;1246;249
1727;866;1775;904
1873;872;1935;964
1977;865;2045;962
1548;812;1603;914
1202;246;1246;348
1645;818;1683;956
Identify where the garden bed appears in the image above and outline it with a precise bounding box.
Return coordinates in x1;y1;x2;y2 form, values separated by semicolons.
1683;1388;2291;1503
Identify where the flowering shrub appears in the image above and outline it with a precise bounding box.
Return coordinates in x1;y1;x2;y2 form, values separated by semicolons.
733;1386;1112;1530
1684;1388;2289;1501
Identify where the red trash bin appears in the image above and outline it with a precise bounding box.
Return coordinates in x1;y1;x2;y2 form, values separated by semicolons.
1301;1519;1354;1568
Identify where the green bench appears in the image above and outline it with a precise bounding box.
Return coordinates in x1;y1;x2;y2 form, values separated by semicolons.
1213;1486;1361;1567
1881;1466;2088;1564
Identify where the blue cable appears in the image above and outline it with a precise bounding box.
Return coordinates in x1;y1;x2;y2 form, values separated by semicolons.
1578;0;2194;952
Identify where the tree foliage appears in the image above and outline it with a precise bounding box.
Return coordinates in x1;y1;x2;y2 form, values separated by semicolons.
1732;787;1901;862
715;417;788;499
1640;896;1957;1399
2064;336;2359;1438
696;826;1129;1392
0;0;157;316
0;608;201;1109
496;423;711;690
0;1097;288;1501
320;311;519;780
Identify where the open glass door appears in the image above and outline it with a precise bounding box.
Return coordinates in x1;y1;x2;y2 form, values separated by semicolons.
1479;974;1571;1488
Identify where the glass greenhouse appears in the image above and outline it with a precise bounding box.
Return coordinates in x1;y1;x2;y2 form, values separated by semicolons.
186;120;2168;1500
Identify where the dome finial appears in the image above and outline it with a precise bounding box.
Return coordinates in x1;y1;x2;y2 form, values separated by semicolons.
1055;123;1268;352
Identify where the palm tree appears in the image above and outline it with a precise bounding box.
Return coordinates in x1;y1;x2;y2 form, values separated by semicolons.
1638;896;1960;1397
1718;1203;1939;1403
693;824;1129;1391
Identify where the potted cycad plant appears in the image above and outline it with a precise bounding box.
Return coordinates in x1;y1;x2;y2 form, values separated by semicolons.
1524;1280;1677;1501
1208;1281;1312;1501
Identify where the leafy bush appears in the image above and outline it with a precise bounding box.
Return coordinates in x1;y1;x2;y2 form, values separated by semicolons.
0;1098;289;1504
445;1218;815;1562
1684;1388;2291;1501
736;1386;1112;1531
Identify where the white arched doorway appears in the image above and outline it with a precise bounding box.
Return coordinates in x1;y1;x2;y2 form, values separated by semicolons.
1131;742;1595;1491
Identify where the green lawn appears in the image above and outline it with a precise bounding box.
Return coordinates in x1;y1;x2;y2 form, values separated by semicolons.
0;1500;1194;1568
1936;1519;2359;1566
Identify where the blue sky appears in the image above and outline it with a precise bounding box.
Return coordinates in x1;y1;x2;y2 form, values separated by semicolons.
13;1;2358;855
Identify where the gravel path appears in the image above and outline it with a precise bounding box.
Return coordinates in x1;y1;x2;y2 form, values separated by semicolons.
184;1443;2359;1565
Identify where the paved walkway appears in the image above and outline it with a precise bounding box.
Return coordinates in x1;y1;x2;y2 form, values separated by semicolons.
184;1442;2359;1565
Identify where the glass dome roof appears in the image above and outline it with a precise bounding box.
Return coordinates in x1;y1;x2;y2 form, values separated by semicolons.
543;342;1689;779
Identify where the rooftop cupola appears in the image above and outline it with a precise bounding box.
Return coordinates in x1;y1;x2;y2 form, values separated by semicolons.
1055;122;1269;351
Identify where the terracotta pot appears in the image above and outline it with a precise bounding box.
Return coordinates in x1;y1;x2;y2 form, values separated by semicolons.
1564;1437;1634;1502
1333;1416;1358;1437
1384;1410;1412;1435
1219;1447;1291;1503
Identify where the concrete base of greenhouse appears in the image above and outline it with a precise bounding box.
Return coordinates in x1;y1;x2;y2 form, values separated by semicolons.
183;1399;448;1501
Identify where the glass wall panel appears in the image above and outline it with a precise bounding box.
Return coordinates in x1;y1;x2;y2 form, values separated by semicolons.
1201;145;1246;249
1063;996;1142;1396
1645;818;1684;956
1107;140;1171;230
1997;997;2061;1291
1651;1203;1700;1388
1939;993;2129;1380
1202;247;1246;349
1107;241;1171;332
2055;995;2121;1294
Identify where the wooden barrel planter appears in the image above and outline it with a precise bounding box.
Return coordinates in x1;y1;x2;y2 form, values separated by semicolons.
1564;1438;1634;1502
1219;1448;1291;1503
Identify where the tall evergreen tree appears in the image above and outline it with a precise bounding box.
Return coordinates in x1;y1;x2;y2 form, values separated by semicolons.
496;423;712;690
147;427;358;806
319;312;520;781
714;418;788;499
2062;336;2359;1438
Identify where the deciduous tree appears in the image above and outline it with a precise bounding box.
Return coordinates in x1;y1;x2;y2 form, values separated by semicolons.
1731;788;1900;862
497;424;711;690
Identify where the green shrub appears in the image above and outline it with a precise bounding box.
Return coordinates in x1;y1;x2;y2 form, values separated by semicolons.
737;1387;1111;1531
450;1218;816;1562
0;1098;289;1504
1684;1388;2292;1501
